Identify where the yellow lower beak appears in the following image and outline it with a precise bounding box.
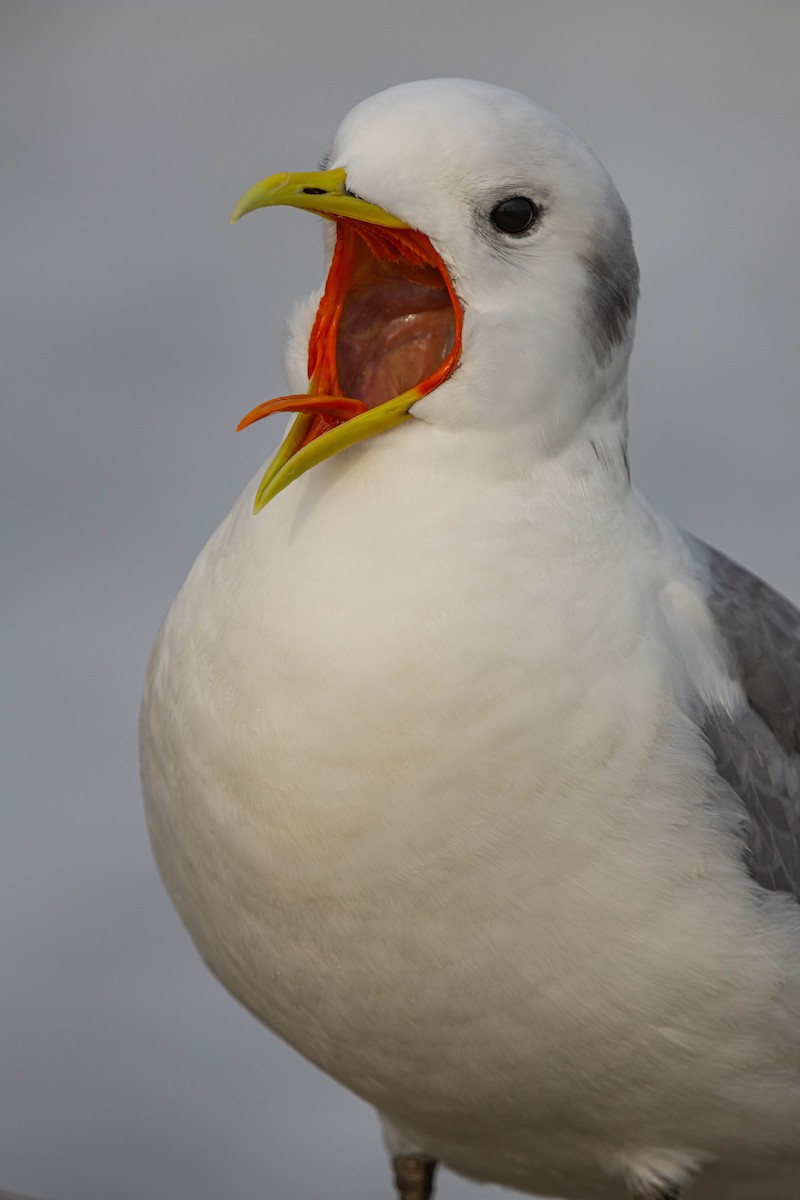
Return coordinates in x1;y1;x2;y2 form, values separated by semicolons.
251;391;420;511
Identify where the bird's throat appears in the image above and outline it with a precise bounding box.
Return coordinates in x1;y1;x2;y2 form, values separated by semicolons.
237;221;462;453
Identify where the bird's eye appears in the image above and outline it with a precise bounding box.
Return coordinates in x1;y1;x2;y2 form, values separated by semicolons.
489;196;538;235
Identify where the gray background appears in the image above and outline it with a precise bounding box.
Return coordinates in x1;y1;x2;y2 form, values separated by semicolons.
3;3;799;1199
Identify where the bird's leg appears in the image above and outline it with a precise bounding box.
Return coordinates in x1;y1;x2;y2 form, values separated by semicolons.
392;1153;438;1200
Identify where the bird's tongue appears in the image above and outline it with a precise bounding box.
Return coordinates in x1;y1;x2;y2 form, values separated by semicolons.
236;393;367;431
237;222;457;450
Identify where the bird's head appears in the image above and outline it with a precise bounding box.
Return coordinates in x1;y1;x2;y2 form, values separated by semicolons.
232;79;639;511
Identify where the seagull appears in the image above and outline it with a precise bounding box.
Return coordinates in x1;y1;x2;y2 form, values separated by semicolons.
140;79;800;1200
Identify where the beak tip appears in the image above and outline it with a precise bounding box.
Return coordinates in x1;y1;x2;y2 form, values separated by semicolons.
253;484;271;514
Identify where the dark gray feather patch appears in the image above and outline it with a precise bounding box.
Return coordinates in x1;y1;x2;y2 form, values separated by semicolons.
579;206;639;366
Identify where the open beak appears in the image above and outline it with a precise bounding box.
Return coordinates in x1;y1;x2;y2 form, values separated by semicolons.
231;168;463;512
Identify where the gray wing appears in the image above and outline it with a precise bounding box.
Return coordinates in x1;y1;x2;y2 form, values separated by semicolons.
689;536;800;900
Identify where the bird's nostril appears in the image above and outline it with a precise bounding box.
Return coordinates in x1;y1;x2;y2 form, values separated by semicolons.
301;187;327;195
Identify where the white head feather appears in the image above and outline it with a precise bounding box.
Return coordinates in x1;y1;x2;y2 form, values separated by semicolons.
286;78;638;464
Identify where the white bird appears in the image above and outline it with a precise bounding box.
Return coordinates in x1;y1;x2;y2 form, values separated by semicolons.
140;79;800;1200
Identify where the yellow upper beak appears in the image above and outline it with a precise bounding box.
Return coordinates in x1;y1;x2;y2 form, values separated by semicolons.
230;168;410;228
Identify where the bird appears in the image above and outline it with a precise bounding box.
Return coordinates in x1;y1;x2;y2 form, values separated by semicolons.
139;78;800;1200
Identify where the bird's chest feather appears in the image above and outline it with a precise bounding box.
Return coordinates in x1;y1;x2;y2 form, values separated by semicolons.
141;459;795;1179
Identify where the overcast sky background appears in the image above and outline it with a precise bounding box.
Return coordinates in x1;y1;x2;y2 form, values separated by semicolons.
3;3;800;1199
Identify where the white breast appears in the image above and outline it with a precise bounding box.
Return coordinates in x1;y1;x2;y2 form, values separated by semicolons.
141;425;800;1199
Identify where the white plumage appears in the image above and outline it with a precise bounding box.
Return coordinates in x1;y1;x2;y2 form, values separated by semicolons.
140;80;800;1200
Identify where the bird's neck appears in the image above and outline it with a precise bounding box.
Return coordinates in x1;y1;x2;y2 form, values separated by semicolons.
417;297;634;472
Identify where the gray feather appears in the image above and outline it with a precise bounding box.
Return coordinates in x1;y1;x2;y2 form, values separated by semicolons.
691;537;800;900
579;205;639;368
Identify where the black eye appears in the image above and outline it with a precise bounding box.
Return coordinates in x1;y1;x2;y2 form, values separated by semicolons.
489;196;538;235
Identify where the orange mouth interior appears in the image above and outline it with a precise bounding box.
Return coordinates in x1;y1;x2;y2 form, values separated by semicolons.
237;219;463;452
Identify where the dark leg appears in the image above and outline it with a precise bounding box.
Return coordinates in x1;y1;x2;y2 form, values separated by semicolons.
392;1153;438;1200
